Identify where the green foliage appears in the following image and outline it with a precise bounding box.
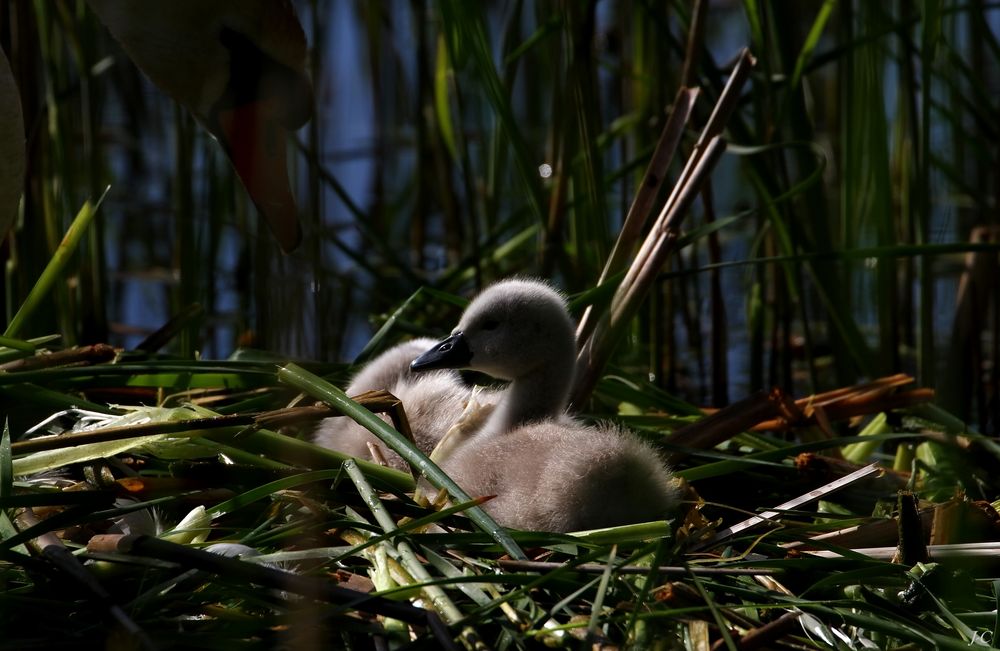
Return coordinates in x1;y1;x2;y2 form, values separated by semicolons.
2;0;996;424
2;1;1000;648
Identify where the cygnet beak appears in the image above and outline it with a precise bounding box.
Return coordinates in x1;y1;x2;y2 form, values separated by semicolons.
410;332;472;371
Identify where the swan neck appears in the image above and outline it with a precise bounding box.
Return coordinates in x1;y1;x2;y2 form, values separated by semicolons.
485;350;574;434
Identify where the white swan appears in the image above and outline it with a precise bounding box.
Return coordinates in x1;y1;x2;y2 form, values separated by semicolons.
312;338;471;470
85;0;312;252
410;278;678;532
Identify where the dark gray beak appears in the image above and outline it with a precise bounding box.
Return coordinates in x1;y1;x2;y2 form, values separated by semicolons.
410;332;472;371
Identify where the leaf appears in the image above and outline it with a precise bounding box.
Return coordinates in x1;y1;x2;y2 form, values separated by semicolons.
12;433;172;476
0;420;12;501
433;35;458;160
5;189;108;338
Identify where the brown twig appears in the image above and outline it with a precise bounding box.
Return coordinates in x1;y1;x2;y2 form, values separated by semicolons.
0;343;117;372
496;559;777;576
709;611;801;651
663;389;788;464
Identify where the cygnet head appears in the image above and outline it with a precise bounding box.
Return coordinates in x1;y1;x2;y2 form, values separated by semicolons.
410;279;576;383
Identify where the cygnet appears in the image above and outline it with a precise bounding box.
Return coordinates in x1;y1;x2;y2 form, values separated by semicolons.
410;278;678;532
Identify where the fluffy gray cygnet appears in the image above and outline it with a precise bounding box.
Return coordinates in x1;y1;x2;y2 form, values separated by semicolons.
316;278;679;531
409;278;678;531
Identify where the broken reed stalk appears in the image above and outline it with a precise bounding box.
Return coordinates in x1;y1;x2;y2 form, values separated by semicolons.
676;373;932;435
752;388;935;431
0;343;117;372
575;86;700;345
663;389;786;464
496;560;778;576
700;462;882;549
894;491;929;565
570;49;757;410
15;508;154;649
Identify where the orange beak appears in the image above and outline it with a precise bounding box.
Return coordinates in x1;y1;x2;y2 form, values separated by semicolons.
215;100;302;253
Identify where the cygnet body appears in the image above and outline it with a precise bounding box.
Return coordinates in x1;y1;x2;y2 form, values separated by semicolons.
312;338;473;470
411;278;678;532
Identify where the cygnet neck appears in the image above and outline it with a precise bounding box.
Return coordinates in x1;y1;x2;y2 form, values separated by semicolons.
482;340;576;436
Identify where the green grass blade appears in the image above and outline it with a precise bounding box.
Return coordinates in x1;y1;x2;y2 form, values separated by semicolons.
12;434;175;476
0;335;37;352
0;421;11;501
204;469;342;518
207;427;412;490
434;34;458;160
5;189;108;338
788;0;836;92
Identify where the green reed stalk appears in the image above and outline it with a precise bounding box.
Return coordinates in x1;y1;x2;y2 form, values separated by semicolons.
5;192;105;338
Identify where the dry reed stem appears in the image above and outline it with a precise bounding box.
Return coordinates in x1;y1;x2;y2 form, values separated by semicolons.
663;389;784;464
752;388;935;431
570;49;756;410
684;374;931;432
660;376;932;465
0;343;117;371
575;87;700;344
894;491;929;564
702;462;883;548
708;611;801;651
780;508;934;552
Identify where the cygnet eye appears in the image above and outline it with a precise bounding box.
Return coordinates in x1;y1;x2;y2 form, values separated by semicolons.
482;319;500;331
